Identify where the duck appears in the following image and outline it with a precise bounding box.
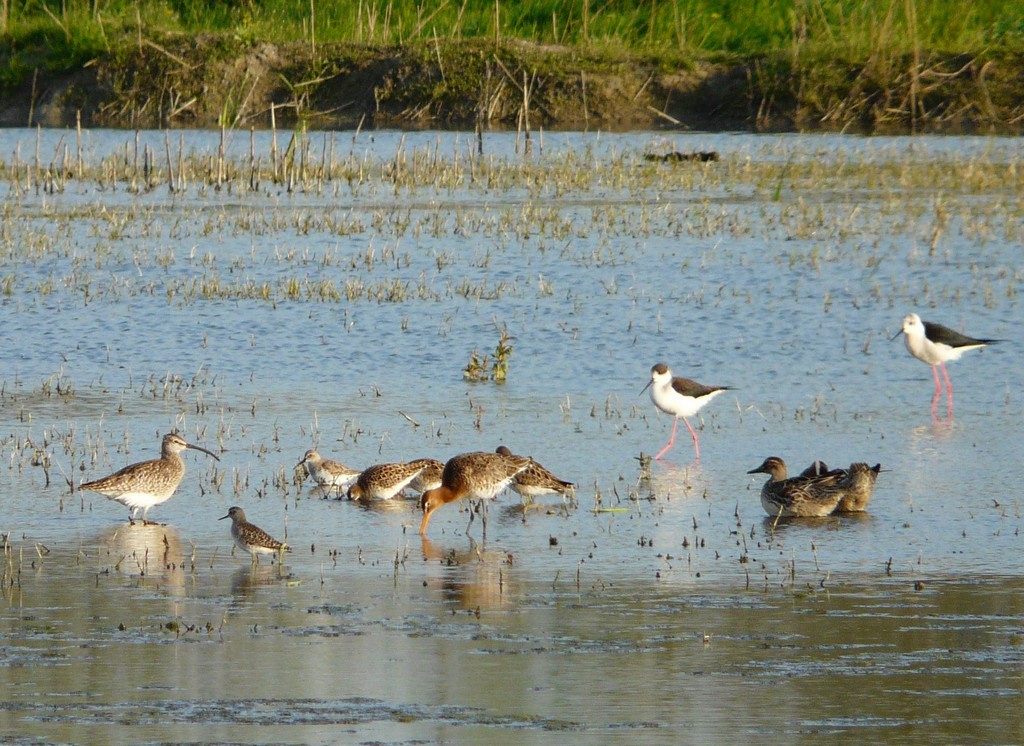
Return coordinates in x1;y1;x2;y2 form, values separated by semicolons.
834;462;882;513
747;456;847;518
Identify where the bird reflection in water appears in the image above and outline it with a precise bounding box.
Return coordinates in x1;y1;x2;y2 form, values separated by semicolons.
230;563;289;598
98;523;187;595
420;537;519;613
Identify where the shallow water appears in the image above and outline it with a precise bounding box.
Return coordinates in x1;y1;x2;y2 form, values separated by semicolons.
0;128;1021;744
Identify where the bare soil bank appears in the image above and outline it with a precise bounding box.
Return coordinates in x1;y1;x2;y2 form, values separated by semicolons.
3;36;1021;133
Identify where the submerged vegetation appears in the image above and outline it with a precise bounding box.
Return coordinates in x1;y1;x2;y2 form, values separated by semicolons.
1;1;1023;131
1;130;1021;309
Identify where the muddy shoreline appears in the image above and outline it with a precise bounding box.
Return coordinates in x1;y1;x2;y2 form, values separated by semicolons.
3;37;1022;133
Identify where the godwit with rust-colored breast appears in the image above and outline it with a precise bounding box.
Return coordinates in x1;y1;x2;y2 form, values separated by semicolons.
419;451;532;536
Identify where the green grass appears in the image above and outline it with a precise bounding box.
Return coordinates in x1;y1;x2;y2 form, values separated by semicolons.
3;0;1023;78
2;0;1023;129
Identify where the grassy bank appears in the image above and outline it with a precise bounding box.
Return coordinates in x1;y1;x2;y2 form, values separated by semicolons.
2;0;1023;131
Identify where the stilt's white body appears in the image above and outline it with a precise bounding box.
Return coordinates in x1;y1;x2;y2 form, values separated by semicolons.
901;313;989;366
642;363;730;461
897;313;996;415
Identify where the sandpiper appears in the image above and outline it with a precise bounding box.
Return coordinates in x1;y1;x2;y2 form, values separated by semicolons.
80;432;219;524
642;362;731;461
219;506;289;564
347;461;429;501
297;448;360;497
495;446;574;505
747;456;847;519
419;450;532;535
894;313;999;414
407;458;444;494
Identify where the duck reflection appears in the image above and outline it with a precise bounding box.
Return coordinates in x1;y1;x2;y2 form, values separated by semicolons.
420;537;519;612
759;514;838;534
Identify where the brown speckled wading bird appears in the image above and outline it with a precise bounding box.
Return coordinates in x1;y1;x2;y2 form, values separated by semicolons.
347;461;430;501
297;449;360;497
407;458;444;494
80;433;219;524
495;446;574;506
219;506;290;564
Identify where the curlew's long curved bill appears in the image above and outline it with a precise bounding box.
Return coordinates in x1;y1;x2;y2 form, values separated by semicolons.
185;442;220;461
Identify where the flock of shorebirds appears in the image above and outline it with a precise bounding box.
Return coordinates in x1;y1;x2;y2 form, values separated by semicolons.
79;437;575;563
76;311;999;561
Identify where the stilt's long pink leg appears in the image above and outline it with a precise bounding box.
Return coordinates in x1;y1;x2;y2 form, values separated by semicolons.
681;417;701;461
655;418;679;460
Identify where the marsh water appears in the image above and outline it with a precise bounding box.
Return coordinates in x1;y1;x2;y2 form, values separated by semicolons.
1;128;1021;744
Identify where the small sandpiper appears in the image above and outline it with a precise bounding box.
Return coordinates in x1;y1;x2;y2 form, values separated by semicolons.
642;362;731;461
407;458;444;494
80;432;219;524
219;506;290;564
495;446;574;505
347;461;430;501
893;313;999;414
419;450;533;535
297;448;360;497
